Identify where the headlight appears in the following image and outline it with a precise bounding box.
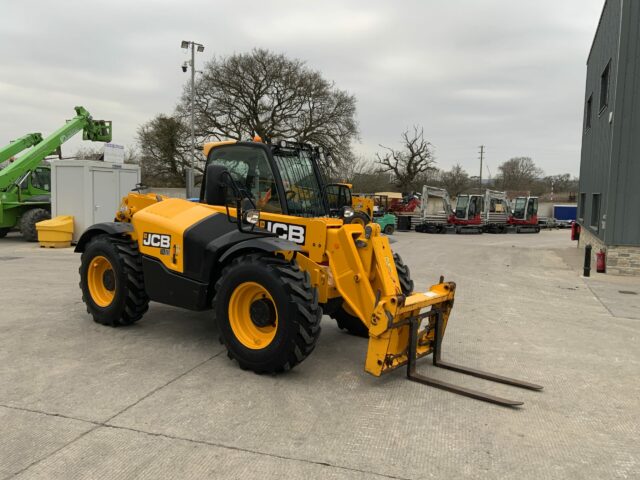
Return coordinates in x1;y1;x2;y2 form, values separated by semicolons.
243;209;260;225
342;206;354;218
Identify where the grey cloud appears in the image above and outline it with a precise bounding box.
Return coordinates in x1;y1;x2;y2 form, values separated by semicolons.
0;0;604;175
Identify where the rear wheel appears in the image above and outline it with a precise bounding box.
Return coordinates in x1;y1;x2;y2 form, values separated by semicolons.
20;208;50;242
383;224;395;235
79;235;149;326
333;252;414;337
0;228;10;238
214;254;322;373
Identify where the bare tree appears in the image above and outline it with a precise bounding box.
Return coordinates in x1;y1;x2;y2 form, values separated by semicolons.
178;48;358;173
137;114;190;187
331;155;371;183
73;146;104;160
72;146;139;165
494;157;544;192
376;126;436;193
440;164;471;197
540;174;579;194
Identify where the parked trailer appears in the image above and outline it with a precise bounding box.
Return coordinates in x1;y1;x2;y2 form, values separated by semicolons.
553;204;577;228
415;186;452;233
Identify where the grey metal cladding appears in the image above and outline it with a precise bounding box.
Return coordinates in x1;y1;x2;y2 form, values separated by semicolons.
578;0;640;246
609;0;640;245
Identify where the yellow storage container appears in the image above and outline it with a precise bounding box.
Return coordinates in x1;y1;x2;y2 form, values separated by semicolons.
36;215;74;248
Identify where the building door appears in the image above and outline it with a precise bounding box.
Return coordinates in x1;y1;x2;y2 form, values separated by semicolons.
92;169;117;224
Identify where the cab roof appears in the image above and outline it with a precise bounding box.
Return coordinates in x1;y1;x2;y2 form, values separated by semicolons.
202;140;238;158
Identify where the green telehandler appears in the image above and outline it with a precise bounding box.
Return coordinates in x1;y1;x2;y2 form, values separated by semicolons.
0;107;112;240
0;133;43;164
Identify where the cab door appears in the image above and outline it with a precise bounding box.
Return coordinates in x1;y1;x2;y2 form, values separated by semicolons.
203;144;284;214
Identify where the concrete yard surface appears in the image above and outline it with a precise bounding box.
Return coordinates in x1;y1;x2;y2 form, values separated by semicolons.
0;230;639;479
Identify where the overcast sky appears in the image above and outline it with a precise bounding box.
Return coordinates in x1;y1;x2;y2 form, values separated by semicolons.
1;0;604;176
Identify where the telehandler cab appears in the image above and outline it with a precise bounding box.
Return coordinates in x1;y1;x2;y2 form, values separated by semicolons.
76;138;541;406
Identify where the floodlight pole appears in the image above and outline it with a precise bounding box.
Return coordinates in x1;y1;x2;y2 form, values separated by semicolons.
181;40;204;170
190;44;195;169
478;145;485;193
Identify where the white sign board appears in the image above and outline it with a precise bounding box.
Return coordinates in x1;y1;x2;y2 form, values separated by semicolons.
103;143;125;164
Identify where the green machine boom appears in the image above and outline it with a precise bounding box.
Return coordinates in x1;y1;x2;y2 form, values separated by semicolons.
0;133;43;164
0;106;112;241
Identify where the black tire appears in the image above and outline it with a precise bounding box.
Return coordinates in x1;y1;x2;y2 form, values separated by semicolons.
334;307;369;337
19;208;50;242
383;224;395;235
393;252;414;295
346;211;370;227
0;228;10;238
214;254;322;373
79;235;149;326
333;252;414;338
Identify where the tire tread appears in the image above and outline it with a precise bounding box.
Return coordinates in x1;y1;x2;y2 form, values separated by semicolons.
213;254;322;373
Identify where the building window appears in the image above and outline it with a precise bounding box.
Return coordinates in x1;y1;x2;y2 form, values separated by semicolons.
579;193;586;220
585;95;592;131
591;194;600;231
599;61;610;112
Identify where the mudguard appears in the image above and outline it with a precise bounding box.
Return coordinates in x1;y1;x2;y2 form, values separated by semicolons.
74;222;133;252
217;235;301;263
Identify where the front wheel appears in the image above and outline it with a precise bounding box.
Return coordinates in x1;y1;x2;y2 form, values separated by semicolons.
79;235;149;326
0;227;10;238
214;254;322;373
383;224;395;235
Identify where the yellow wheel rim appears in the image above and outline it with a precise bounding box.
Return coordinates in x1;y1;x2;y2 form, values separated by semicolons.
228;282;278;349
87;255;116;307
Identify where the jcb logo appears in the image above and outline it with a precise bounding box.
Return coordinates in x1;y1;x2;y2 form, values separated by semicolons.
260;221;306;244
143;232;171;249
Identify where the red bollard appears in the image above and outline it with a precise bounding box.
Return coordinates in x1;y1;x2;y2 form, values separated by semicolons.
596;249;606;273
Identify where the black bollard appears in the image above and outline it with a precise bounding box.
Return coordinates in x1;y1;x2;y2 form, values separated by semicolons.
584;244;592;277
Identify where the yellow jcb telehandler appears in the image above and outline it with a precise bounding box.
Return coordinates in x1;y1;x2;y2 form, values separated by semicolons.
76;139;541;406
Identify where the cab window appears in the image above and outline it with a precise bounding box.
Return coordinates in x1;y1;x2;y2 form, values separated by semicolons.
325;184;352;215
208;146;282;213
31;167;50;191
272;149;326;217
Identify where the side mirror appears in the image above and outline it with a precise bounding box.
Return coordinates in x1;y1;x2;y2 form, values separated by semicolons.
203;164;231;205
